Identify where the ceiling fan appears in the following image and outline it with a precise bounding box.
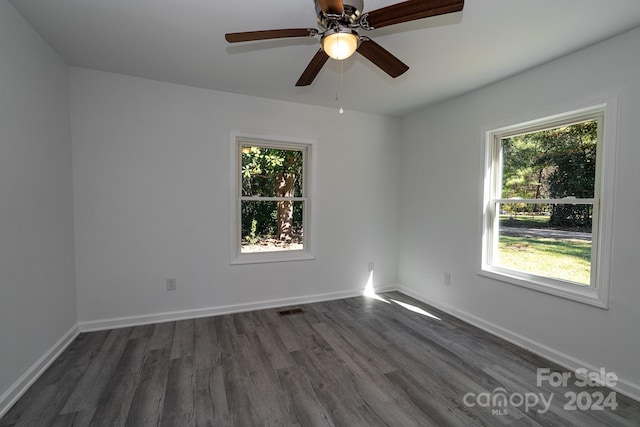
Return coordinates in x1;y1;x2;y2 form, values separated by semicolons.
225;0;464;86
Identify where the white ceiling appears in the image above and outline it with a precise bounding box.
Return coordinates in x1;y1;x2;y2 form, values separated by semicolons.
10;0;640;117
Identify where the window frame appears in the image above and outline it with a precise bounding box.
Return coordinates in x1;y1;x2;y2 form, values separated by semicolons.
230;131;316;265
480;100;617;308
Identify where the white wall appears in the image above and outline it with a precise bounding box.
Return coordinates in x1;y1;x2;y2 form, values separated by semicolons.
0;0;76;405
399;27;640;396
70;68;400;325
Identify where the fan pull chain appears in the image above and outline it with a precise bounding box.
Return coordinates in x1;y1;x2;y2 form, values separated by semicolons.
336;58;344;114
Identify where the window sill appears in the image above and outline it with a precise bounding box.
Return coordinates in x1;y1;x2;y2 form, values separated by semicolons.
230;250;315;265
478;267;608;309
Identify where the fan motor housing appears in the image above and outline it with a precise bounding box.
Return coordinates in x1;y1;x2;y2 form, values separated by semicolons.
316;0;364;29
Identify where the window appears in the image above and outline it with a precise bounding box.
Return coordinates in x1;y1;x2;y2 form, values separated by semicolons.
230;133;314;264
481;102;616;308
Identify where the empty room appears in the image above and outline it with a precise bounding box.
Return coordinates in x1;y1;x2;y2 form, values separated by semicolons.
1;0;640;425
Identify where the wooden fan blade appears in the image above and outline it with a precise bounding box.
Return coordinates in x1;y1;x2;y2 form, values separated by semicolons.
357;38;409;78
225;28;316;43
317;0;344;15
296;49;330;86
365;0;464;29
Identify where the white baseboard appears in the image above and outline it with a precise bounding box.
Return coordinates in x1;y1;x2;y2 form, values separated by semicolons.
0;325;80;419
373;284;398;294
389;284;640;403
79;288;365;332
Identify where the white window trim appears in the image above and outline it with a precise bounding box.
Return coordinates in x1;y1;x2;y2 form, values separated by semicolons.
479;98;618;309
229;131;316;265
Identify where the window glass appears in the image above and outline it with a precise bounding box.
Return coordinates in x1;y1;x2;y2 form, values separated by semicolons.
231;138;312;263
496;121;597;285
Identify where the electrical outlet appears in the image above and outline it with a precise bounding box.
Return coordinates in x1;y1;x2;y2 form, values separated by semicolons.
166;277;177;291
444;272;451;286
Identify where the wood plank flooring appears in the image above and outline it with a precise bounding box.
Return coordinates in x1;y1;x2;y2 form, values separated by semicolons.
2;291;639;426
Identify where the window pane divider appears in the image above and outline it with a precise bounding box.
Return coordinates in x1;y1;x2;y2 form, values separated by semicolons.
494;198;596;205
240;196;306;202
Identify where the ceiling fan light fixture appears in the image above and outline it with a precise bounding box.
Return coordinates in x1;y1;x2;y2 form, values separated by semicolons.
225;0;464;86
322;29;358;60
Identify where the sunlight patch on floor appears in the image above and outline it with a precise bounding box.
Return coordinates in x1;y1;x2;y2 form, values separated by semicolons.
389;299;441;320
362;270;441;320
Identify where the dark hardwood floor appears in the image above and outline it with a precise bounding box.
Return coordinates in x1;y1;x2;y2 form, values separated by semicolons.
2;291;639;426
